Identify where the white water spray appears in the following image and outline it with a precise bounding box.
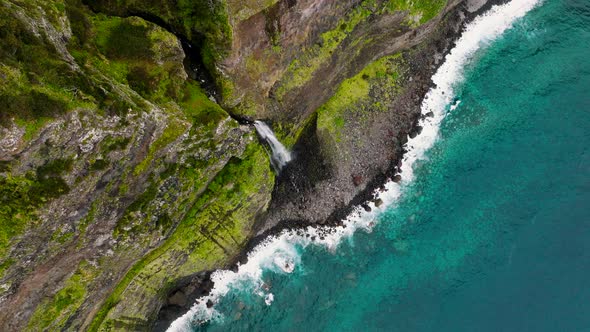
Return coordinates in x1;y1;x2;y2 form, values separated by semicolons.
254;121;292;172
167;1;540;330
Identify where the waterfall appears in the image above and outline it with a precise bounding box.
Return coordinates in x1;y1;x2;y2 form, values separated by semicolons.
254;121;292;172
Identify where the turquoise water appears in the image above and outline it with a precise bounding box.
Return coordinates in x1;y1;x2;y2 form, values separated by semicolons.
191;1;590;331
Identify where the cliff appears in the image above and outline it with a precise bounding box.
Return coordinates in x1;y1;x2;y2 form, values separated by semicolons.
0;0;497;330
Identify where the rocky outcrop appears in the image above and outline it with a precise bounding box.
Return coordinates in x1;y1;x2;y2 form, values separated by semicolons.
236;0;505;230
0;0;503;330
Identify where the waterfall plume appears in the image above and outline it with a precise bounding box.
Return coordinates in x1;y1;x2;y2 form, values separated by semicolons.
253;121;292;172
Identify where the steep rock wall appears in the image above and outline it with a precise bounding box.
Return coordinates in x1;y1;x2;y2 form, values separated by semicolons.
0;1;273;331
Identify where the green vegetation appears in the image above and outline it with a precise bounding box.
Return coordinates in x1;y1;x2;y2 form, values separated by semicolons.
227;0;280;21
317;54;402;140
102;136;131;153
85;0;233;99
276;0;380;99
84;14;187;104
0;159;73;259
276;0;445;100
0;7;85;130
385;0;448;25
113;177;160;239
94;16;153;60
27;260;98;331
90;141;273;331
180;82;227;125
0;258;14;279
133;118;187;176
132;81;228;176
89;159;110;171
0;1;273;330
277;0;446;98
0;1;155;132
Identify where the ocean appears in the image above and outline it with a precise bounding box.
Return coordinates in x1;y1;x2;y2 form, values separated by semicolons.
169;0;590;330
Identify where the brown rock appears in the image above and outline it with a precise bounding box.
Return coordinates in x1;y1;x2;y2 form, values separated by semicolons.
168;291;187;307
352;174;363;186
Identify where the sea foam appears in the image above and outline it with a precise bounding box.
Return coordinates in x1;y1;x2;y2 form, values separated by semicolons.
167;0;540;330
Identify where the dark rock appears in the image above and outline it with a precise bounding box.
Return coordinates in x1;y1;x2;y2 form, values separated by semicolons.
392;175;402;183
168;291;187;307
400;134;409;145
237;302;245;310
374;199;383;207
352;174;363;186
206;299;214;308
416;125;423;135
410;125;423;138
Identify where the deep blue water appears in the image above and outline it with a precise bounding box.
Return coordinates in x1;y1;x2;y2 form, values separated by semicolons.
185;0;590;331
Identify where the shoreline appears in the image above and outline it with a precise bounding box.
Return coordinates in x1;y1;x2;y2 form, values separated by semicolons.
154;0;510;329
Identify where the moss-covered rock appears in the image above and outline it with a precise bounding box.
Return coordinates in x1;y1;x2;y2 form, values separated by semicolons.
317;54;404;143
0;1;274;331
85;0;233;95
90;141;273;331
26;260;99;331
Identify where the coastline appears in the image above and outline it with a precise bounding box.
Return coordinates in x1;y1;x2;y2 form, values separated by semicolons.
154;0;511;329
0;0;551;329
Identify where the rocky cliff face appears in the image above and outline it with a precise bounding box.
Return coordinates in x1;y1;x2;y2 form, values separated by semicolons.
0;0;497;330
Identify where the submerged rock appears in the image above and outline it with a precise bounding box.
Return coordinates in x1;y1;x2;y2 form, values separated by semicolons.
374;199;384;208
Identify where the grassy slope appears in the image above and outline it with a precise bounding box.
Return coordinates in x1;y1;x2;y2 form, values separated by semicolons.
90;142;273;331
316;54;403;140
